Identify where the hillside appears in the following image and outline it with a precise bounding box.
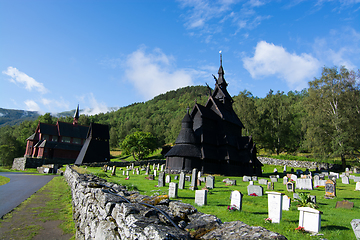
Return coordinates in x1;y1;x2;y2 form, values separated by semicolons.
0;108;40;127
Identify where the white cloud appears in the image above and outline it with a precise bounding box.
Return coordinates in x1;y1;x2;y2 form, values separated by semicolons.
41;98;70;111
2;67;48;94
79;93;110;116
243;41;321;90
24;100;41;112
125;47;194;100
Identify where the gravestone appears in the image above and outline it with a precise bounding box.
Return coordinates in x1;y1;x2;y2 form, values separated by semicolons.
286;182;295;192
206;175;215;189
329;175;337;183
351;219;360;240
342;176;350;184
270;177;278;183
282;195;291;211
298;207;322;233
154;170;157;177
335;200;354;209
168;182;178;198
356;182;360;191
230;191;243;211
252;176;258;181
283;165;287;172
198;177;206;182
195;190;207;206
353;177;360;182
226;179;237;186
148;174;154;180
146;167;149;175
249;181;254;185
290;174;298;181
283;176;288;185
190;168;198;190
197;171;202;178
273;168;278;173
293;193;300;200
158;172;165;187
310;195;316;204
325;179;336;198
179;172;185;189
330;172;339;178
258;179;268;185
247;185;263;196
185;176;191;182
243;176;252;182
319;174;325;180
267;192;283;223
291;168;294;173
165;175;171;184
296;179;313;190
111;166;116;176
267;182;274;190
174;175;179;180
160;164;164;172
122;170;125;176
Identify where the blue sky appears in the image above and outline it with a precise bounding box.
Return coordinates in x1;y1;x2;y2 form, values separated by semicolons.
1;0;359;115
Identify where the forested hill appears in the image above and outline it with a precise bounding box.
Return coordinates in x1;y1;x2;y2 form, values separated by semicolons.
0;108;40;127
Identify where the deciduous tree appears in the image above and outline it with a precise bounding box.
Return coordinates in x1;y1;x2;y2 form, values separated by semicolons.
120;131;158;160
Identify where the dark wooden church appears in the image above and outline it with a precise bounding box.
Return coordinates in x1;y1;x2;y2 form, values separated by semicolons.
165;56;262;176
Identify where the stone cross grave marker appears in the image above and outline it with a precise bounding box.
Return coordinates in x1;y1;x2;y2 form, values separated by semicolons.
267;192;283;223
342;176;350;184
195;190;207;206
298;207;322;233
169;182;178;198
179;172;185;189
247;185;263;196
325;179;336;198
165;175;171;184
286;182;295;192
158;172;165;187
351;219;360;240
230;191;243;211
282;195;291;211
206;175;214;189
190;168;198;190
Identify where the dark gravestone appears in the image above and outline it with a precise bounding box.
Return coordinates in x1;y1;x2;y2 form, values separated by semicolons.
267;182;274;190
335;200;354;209
286;182;295;192
148;174;154;181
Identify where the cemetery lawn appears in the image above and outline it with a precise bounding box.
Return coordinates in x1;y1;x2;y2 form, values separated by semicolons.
0;176;75;240
84;164;360;240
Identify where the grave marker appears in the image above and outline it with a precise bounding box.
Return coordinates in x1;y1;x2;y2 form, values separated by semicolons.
342;176;350;184
165;175;171;183
158;172;165;187
267;182;274;190
195;190;207;206
286;182;295;192
111;166;116;176
168;182;178;198
356;182;360;191
283;176;288;185
206;175;214;189
267;192;283;223
296;179;313;190
351;219;360;240
282;195;291;211
247;185;263;196
179;172;185;189
243;176;252;182
298;207;322;233
252;176;258;181
190;168;198;190
325;180;336;198
258;179;268;185
335;200;354;209
230;191;243;211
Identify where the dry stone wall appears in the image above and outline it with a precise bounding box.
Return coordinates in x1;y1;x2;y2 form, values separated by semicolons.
64;165;287;240
257;157;341;170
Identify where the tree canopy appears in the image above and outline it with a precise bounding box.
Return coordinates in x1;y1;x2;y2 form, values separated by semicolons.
120;131;158;160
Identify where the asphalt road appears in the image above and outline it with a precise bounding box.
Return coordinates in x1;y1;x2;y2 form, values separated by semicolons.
0;172;55;218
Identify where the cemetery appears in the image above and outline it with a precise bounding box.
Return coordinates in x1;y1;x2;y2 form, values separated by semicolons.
75;162;360;240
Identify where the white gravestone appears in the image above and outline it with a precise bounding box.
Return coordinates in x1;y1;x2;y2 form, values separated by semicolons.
168;182;178;198
283;176;288;185
165;175;171;183
282;195;291;211
342;176;349;184
195;190;207;206
247;185;263;196
258;179;268;185
267;192;283;223
298;207;322;233
230;191;243;211
249;181;254;185
351;219;360;240
356;182;360;191
296;178;313;190
290;174;298;181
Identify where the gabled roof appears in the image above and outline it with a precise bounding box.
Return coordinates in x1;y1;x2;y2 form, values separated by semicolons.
210;98;244;128
27;133;36;140
57;121;88;138
191;103;218;121
38;122;58;136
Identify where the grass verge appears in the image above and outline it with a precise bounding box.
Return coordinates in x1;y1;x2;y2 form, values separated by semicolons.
0;176;10;186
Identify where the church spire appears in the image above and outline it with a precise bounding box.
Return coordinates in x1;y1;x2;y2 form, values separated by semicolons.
217;51;227;88
73;104;79;125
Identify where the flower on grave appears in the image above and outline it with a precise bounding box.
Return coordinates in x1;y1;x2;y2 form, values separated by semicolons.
315;185;319;188
125;177;129;180
250;193;258;197
264;218;272;223
295;226;305;232
227;205;237;211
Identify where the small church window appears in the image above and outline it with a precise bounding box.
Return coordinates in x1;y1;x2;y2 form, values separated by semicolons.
42;134;50;141
52;136;58;142
73;138;81;144
62;136;71;143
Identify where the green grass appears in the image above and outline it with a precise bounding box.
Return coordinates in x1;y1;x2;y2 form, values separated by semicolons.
0;175;10;186
0;166;38;173
111;148;164;162
82;165;360;240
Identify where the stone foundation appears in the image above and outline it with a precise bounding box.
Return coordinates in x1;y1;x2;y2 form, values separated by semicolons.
64;165;287;239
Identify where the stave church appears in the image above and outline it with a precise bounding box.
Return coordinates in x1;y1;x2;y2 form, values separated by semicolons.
165;55;262;176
